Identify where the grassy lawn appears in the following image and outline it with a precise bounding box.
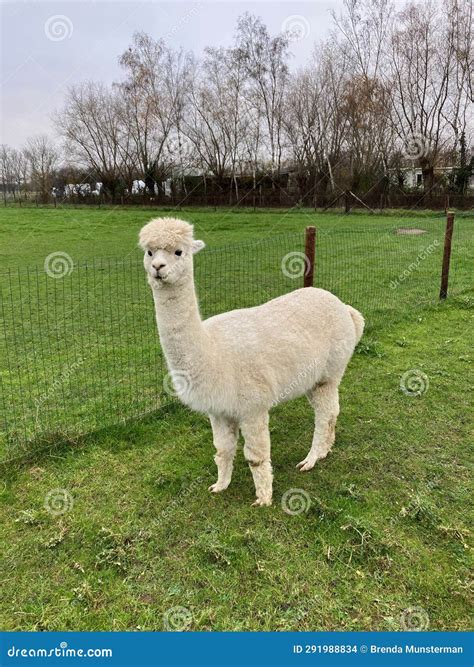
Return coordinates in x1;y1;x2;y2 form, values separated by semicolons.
1;207;472;454
1;204;472;266
0;206;472;631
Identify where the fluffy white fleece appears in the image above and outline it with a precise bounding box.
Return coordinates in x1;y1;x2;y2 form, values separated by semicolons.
139;217;364;506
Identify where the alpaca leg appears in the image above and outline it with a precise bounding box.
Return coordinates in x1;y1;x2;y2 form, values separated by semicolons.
208;414;239;493
240;413;273;507
297;382;340;472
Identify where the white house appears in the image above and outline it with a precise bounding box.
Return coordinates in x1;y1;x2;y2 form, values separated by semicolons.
390;166;473;190
52;182;102;197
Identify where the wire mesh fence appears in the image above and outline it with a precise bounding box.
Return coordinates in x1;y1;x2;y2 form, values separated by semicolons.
0;234;303;461
4;189;474;211
1;218;470;462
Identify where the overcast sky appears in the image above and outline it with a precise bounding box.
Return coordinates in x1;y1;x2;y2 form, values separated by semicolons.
1;1;346;148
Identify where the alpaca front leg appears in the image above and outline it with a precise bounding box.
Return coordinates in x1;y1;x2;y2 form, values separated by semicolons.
297;382;340;472
208;414;239;493
240;413;273;506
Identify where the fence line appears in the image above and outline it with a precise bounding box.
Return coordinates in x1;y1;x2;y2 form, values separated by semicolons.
1;221;470;461
3;190;474;211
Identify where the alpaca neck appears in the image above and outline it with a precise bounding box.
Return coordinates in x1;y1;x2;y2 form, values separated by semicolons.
152;278;208;371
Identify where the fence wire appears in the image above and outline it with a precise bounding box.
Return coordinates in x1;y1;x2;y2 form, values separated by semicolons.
0;233;303;460
1;220;470;461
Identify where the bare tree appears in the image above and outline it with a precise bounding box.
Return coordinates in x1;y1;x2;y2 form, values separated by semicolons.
340;74;394;191
331;0;395;193
387;1;458;192
332;0;472;195
284;43;349;204
49;5;471;203
56;83;128;198
182;46;250;200
0;146;28;200
10;149;28;199
24;135;59;202
181;55;232;188
0;145;12;204
331;0;394;80
450;0;473;104
235;13;290;178
442;0;473;151
213;46;249;201
19;149;30;198
118;32;192;196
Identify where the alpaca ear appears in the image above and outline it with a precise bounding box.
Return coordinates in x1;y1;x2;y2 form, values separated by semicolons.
191;240;205;254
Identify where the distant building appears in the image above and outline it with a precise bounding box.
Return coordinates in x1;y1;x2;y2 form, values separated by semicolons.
52;183;102;197
131;180;146;195
389;166;474;190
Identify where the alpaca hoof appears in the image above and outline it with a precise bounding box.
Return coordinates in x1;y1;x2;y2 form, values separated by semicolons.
208;482;228;493
296;457;317;471
252;497;272;507
297;449;330;471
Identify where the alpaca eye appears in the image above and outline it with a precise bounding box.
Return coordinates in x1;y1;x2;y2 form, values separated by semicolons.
147;250;153;257
175;250;182;256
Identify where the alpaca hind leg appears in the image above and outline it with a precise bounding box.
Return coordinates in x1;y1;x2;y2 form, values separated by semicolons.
297;382;340;472
208;414;239;493
240;413;273;506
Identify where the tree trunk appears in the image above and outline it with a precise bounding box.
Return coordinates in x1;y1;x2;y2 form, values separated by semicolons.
144;173;156;197
421;165;435;195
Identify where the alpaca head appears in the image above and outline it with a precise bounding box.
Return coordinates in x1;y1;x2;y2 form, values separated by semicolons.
138;217;205;287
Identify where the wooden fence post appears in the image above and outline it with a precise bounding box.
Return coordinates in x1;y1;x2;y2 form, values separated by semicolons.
304;226;316;287
344;190;351;213
439;212;455;300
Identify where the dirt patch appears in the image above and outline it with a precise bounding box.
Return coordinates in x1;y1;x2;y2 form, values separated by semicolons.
396;228;427;235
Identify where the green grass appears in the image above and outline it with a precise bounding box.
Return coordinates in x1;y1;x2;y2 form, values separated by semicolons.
0;206;472;631
1;204;472;266
1;207;472;454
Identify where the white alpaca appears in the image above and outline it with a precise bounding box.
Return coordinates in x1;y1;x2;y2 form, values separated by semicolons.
139;217;364;506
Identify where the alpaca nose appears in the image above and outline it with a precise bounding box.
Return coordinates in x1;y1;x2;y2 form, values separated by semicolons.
153;263;166;271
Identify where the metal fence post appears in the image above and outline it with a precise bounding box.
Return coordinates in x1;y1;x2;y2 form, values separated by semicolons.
304;226;316;287
439;212;455;300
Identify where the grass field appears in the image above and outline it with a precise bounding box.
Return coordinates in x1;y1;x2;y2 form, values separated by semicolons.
0;206;472;631
1;207;472;453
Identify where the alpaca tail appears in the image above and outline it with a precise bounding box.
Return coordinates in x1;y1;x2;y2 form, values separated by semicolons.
347;305;365;345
